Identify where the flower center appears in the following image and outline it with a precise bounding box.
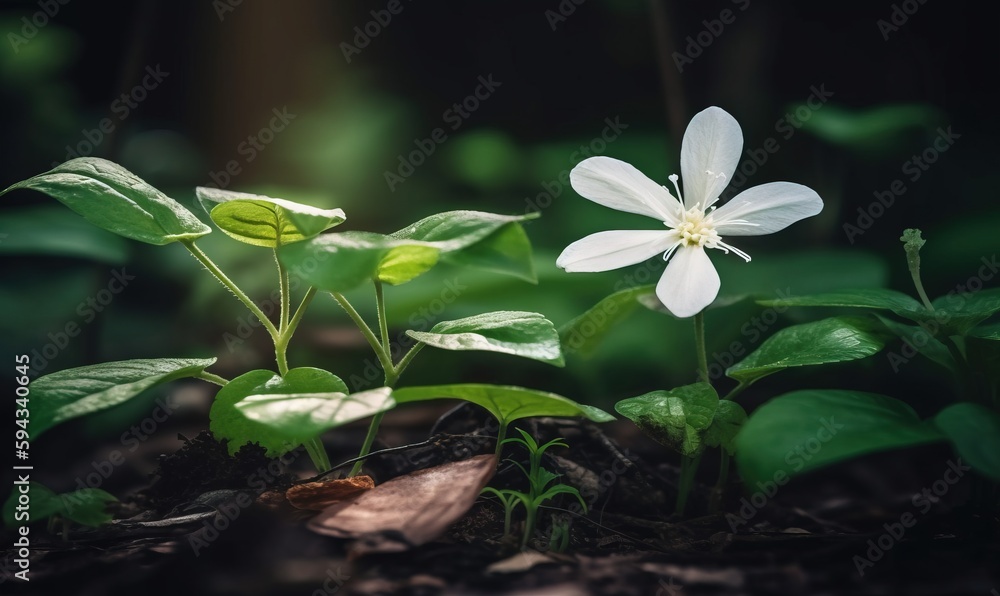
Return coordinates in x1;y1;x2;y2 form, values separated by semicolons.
673;207;719;248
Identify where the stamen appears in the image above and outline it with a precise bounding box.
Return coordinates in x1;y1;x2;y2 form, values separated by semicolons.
667;174;684;206
717;240;752;262
662;241;681;262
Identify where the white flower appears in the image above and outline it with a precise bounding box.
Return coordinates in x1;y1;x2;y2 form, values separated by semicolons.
556;106;823;318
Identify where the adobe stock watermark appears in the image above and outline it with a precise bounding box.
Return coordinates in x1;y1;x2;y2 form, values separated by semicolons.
852;459;970;576
877;0;930;41
349;277;468;391
726;416;845;531
885;255;999;371
51;64;170;167
719;84;834;201
28;268;136;376
6;0;71;54
523;116;628;216
843;126;960;244
672;0;751;73
383;74;502;191
206;107;297;189
187;443;305;556
340;0;413;63
72;394;180;492
706;288;793;380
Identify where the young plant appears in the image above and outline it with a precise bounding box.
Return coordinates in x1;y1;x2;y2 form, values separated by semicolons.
481;429;587;549
3;482;118;532
3;158;613;487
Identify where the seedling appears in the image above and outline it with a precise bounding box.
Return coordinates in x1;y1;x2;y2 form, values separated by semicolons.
2;158;613;485
482;429;587;549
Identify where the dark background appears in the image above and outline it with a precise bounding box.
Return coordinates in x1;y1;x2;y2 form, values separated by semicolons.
1;0;997;475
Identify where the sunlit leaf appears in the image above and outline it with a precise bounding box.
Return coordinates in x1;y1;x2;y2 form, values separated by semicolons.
407;311;564;366
614;383;718;457
1;158;210;245
196;187;345;248
235;387;394;443
30;358;217;439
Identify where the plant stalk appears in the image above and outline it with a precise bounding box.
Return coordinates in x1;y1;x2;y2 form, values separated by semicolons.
694;312;710;383
675;454;701;516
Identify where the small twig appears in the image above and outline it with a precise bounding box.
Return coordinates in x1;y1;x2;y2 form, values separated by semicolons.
302;433;490;482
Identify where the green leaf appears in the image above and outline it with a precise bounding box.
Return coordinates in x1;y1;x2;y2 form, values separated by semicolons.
726;316;887;384
933;403;1000;481
704;400;748;455
734;390;944;487
1;158;211;245
278;231;440;291
210;367;349;456
235;387;394;443
559;285;656;357
930;288;1000;334
757;288;926;319
196;187;345;248
4;482;117;527
390;210;540;282
873;313;957;372
392;384;614;427
614;383;718;457
30;358;217;439
969;323;1000;340
407;311;564;366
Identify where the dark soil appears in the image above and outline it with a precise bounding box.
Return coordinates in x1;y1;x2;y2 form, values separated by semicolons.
3;404;998;595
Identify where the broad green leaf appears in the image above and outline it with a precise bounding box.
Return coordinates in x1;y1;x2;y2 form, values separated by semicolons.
0;206;129;263
210;367;349;456
392;384;614;427
726;316;887;384
279;231;440;291
704;400;748;455
796;104;942;153
734;390;944;487
407;311;564;366
196;187;345;248
1;158;210;245
390;210;540;282
757;288;925;319
559;285;655;357
614;383;718;457
874;313;957;372
3;482;117;527
969;323;1000;340
930;288;1000;334
933;403;1000;481
235;387;394;443
30;357;217;439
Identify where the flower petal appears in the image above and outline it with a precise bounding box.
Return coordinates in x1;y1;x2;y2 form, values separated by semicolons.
655;246;720;318
570;156;680;223
680;107;743;209
557;230;677;273
711;182;823;236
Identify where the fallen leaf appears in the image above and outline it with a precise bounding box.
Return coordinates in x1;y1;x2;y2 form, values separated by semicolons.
308;454;497;554
286;476;375;510
486;550;559;574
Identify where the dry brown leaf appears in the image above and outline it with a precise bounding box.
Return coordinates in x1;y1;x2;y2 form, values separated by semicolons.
308;454;497;554
286;476;375;510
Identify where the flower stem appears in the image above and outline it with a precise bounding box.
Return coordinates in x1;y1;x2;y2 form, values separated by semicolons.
196;371;230;387
900;229;935;311
694;312;710;384
182;241;279;342
723;381;750;401
709;450;730;513
675;453;701;516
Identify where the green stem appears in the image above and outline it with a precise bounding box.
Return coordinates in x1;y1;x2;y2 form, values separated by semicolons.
709;450;730;513
503;500;513;536
675;454;701;516
494;422;508;458
196;371;230;387
183;241;279;341
303;437;332;472
910;270;935;311
349;411;386;477
522;505;537;550
723;381;750;401
694;312;710;384
394;343;425;378
375;279;390;354
285;287;317;341
275;248;290;332
331;292;394;374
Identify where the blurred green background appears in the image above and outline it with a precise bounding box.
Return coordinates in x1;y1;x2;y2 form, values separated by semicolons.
1;0;996;447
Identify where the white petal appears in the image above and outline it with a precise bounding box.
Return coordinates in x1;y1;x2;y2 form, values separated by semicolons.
570;156;680;223
711;182;823;236
680;107;743;209
557;230;677;272
655;246;720;318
